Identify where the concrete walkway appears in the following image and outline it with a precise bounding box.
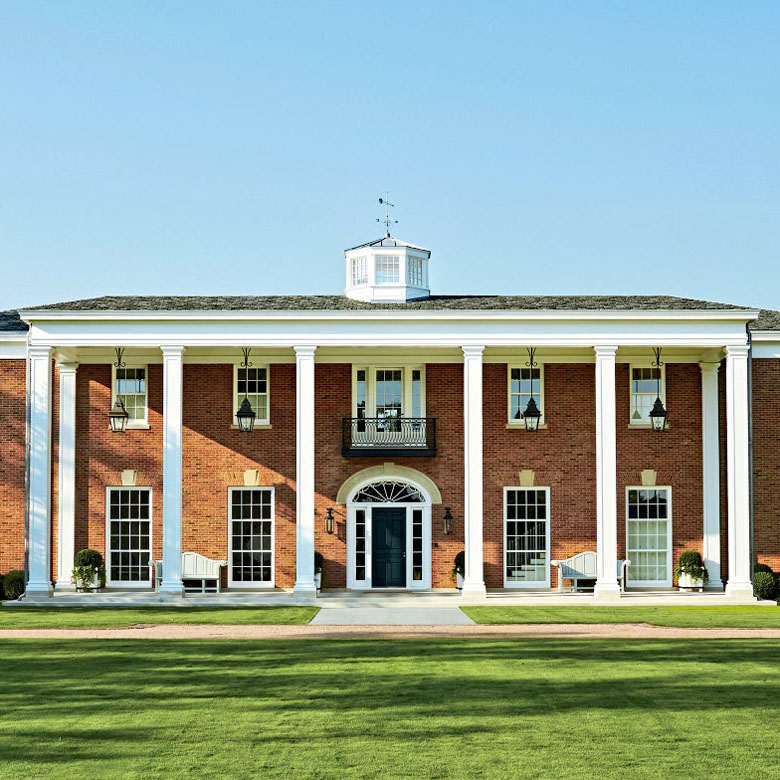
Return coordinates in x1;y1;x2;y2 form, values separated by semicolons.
310;607;474;625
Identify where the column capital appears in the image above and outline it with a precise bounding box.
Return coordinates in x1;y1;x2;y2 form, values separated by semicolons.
461;345;485;358
294;345;317;358
56;360;79;373
725;344;750;358
160;345;185;357
593;345;618;357
699;361;721;374
28;344;53;359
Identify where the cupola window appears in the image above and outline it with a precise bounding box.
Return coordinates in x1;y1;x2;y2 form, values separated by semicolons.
376;255;400;284
408;256;424;286
351;256;368;286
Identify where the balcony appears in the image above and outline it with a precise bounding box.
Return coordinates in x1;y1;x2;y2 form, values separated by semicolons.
342;417;437;457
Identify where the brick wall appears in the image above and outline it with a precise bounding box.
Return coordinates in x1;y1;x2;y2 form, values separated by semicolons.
0;360;26;573
752;358;780;571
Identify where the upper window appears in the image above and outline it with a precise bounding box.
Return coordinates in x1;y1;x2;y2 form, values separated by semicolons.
234;365;269;425
113;367;147;426
407;256;424;286
351;256;368;286
376;255;400;284
352;366;425;419
508;365;544;424
630;365;665;425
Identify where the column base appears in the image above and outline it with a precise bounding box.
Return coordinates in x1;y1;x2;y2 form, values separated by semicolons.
293;581;317;603
23;582;54;600
704;579;724;592
725;580;756;602
460;581;487;599
593;581;622;600
54;580;76;592
158;580;185;600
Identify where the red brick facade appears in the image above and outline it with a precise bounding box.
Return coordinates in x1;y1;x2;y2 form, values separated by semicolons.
1;357;778;588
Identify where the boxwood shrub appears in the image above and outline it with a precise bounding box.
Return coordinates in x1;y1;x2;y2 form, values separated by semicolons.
753;571;778;601
3;570;25;600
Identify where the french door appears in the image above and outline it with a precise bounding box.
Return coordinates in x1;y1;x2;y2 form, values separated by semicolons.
626;488;672;586
106;487;152;586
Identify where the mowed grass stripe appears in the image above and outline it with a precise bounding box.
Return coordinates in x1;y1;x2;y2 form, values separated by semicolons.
1;639;778;779
0;606;318;628
461;605;780;628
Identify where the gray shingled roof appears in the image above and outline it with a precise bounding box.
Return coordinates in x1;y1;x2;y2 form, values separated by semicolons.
17;293;755;312
345;235;431;253
0;310;27;332
4;295;780;331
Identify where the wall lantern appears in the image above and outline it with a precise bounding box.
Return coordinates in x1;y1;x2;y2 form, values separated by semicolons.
443;507;453;535
523;346;542;432
235;347;256;433
109;347;129;433
648;347;668;432
324;507;335;535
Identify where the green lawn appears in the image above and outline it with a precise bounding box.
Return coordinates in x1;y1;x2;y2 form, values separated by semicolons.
2;639;779;779
0;606;318;628
462;605;780;628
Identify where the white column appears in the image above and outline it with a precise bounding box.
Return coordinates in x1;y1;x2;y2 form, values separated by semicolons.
55;361;78;590
594;345;621;599
26;345;54;598
700;362;723;590
293;345;317;596
462;345;486;597
724;345;753;600
159;345;185;596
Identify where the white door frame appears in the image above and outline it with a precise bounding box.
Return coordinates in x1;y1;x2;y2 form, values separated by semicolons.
625;486;673;587
345;479;432;590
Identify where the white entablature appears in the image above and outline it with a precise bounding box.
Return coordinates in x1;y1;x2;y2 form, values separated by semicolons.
344;234;431;302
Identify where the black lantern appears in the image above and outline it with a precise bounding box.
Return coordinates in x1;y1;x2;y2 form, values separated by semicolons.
236;397;256;433
324;507;335;535
235;347;256;432
523;397;542;432
649;347;667;432
109;398;129;433
443;507;453;535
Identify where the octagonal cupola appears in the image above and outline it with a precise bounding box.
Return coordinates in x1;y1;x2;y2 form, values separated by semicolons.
344;234;431;302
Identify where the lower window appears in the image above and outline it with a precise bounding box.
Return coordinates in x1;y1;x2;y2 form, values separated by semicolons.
504;488;550;586
107;488;152;583
229;488;274;585
627;488;672;585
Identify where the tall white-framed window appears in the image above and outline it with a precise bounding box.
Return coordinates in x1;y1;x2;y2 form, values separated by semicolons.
233;364;270;426
376;255;400;284
351;256;368;286
507;365;544;425
352;365;426;419
504;487;551;587
106;487;152;586
407;256;424;286
112;365;148;427
228;487;275;587
629;365;666;425
626;487;672;586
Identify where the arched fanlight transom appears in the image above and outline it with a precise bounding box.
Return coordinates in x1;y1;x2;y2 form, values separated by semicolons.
352;480;426;503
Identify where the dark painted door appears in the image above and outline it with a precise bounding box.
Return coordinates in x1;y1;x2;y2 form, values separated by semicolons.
372;508;406;587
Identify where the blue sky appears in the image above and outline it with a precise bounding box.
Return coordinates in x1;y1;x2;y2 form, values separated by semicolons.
1;1;778;311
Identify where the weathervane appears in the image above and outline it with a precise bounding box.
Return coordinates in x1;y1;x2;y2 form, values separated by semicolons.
377;193;398;236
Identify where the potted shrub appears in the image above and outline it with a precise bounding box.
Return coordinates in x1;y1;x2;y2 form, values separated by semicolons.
3;570;25;600
452;551;465;590
674;550;709;592
72;548;106;592
314;551;324;592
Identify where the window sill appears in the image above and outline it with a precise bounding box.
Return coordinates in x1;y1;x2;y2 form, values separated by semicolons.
506;423;548;430
628;423;672;430
108;423;151;431
230;423;272;430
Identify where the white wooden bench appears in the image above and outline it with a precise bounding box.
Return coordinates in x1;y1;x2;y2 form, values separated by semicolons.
151;553;228;593
550;551;630;593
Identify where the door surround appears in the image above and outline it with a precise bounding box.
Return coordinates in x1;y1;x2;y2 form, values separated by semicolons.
345;474;434;591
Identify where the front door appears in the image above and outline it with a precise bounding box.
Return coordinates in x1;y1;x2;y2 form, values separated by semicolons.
372;508;406;587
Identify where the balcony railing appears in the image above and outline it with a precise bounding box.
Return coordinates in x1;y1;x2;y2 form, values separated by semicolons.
342;417;437;457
